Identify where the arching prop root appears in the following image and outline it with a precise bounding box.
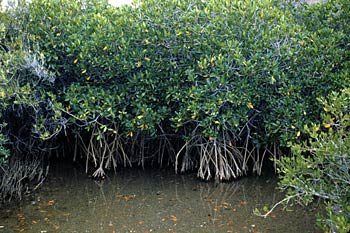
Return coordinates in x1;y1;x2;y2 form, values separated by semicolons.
176;134;247;181
76;126;131;178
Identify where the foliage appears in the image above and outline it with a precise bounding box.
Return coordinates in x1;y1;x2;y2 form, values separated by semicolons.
0;1;9;165
0;0;349;181
0;125;8;166
277;88;350;232
1;1;52;202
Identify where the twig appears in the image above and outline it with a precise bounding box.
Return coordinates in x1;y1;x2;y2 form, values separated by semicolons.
254;193;302;218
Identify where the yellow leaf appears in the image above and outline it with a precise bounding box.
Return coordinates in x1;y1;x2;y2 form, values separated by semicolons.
86;76;91;81
296;131;301;137
210;57;215;67
323;107;328;112
103;46;108;51
291;125;295;129
323;123;331;128
73;58;78;64
247;102;254;109
0;91;5;98
137;115;143;119
270;76;276;84
81;69;87;74
137;61;142;68
144;57;151;61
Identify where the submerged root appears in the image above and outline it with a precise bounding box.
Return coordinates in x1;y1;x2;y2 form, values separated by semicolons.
92;166;106;178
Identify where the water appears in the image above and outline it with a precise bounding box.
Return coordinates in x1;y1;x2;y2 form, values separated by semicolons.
0;163;321;233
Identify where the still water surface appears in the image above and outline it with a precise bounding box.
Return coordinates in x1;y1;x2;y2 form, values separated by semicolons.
0;163;321;232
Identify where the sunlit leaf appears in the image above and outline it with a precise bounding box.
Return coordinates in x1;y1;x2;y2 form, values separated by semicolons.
247;102;254;109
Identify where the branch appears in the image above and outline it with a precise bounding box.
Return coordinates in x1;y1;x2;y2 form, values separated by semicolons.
254;193;303;218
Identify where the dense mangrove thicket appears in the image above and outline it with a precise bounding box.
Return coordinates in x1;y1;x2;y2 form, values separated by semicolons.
0;0;349;230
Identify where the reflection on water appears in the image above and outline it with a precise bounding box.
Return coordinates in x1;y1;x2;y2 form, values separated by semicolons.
0;163;321;232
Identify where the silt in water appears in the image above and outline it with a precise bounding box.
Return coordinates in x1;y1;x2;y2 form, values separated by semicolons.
0;163;321;232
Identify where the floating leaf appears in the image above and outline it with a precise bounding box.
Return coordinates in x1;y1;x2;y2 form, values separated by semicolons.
47;200;55;206
170;215;177;222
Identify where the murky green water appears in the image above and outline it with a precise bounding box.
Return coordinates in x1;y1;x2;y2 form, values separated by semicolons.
0;163;321;233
